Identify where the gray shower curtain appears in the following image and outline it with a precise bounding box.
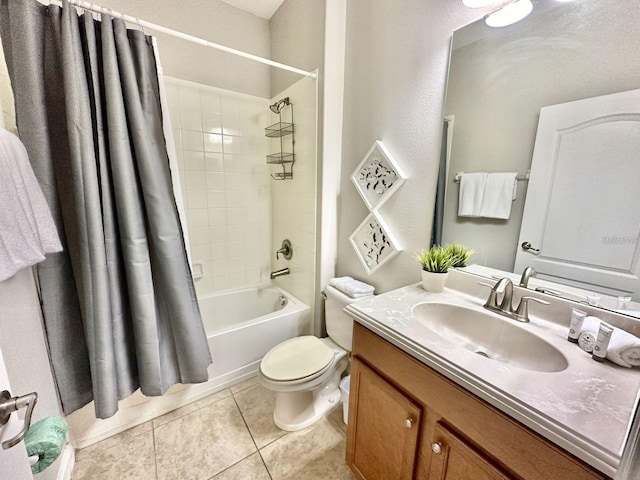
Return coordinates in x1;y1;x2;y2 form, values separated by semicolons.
0;0;211;418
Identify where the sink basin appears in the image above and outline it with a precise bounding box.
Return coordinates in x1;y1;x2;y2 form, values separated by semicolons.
412;302;568;373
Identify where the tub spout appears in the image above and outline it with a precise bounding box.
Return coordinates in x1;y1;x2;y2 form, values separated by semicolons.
270;268;290;279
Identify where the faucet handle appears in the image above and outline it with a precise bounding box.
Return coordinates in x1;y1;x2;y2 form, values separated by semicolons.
514;296;550;322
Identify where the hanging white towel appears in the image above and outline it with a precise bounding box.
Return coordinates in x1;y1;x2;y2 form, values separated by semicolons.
479;172;518;220
0;128;62;281
457;172;487;218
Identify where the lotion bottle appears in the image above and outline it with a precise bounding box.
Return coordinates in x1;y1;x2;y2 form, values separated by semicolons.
592;323;614;362
567;307;587;343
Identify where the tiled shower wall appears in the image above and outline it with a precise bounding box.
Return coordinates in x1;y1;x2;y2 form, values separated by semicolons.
164;77;272;296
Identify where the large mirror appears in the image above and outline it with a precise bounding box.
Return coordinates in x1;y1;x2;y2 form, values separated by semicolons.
441;0;640;311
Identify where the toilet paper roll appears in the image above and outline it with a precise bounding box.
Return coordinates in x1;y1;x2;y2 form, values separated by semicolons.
24;416;68;474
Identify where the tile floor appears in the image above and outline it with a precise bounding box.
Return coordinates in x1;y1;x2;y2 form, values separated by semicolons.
71;377;355;480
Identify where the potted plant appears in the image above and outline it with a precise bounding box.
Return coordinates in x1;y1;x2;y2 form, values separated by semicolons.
415;243;475;292
444;242;476;268
415;246;454;293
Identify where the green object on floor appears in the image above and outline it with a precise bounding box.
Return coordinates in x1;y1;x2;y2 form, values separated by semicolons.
24;416;68;474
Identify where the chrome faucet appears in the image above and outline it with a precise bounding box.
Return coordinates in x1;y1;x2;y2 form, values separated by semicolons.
270;267;290;279
481;277;549;323
519;266;537;288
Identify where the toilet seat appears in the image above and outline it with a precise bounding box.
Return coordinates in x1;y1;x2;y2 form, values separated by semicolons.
260;335;336;383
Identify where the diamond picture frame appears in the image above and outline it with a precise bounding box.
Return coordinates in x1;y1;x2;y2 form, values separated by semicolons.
351;140;406;210
349;211;401;275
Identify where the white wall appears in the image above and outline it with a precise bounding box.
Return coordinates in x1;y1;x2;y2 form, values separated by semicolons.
270;76;317;325
269;0;325;97
441;0;640;272
98;0;272;97
164;77;273;295
0;39;63;480
336;0;490;293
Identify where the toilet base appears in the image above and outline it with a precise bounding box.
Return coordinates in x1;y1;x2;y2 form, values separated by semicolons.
272;368;344;431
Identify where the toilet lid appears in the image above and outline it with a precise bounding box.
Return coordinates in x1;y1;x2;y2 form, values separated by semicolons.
261;336;335;382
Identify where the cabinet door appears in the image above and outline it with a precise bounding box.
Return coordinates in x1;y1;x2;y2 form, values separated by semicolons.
429;422;512;480
347;358;422;480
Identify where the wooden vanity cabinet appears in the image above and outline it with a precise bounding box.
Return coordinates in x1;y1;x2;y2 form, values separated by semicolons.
346;323;610;480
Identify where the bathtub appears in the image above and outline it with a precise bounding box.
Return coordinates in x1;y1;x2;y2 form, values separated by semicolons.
67;283;310;449
199;284;311;387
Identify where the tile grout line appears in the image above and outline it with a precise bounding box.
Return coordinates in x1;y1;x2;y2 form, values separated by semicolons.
231;389;274;480
151;422;160;480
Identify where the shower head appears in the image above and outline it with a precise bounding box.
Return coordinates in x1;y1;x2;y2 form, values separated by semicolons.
269;97;290;114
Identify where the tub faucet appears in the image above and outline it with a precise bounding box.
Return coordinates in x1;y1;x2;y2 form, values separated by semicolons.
270;267;290;279
519;266;537;288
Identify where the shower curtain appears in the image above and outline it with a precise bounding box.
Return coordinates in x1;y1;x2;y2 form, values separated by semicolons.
0;0;212;418
430;120;449;247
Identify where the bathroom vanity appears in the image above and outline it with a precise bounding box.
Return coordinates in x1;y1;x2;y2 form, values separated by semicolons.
344;271;640;479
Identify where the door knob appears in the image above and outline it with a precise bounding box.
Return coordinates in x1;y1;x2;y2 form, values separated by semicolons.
404;418;414;429
431;442;443;454
521;241;540;253
0;390;38;450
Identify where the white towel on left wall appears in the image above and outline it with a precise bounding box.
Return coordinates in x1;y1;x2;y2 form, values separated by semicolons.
0;128;62;281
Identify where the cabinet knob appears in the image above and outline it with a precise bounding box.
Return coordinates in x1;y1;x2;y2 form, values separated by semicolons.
431;442;443;455
404;418;414;429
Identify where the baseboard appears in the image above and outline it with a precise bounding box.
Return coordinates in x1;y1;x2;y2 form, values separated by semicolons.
67;366;258;450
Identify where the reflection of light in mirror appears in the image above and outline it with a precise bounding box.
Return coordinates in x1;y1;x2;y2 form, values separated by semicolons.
462;0;496;7
485;0;534;27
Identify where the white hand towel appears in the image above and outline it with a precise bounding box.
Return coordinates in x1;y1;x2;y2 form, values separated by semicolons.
328;276;375;299
0;128;62;282
457;172;487;217
605;326;640;368
479;172;518;220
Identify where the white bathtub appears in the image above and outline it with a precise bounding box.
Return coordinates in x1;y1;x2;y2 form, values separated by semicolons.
199;284;311;387
67;284;310;449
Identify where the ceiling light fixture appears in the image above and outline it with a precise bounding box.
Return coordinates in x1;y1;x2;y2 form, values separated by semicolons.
485;0;533;27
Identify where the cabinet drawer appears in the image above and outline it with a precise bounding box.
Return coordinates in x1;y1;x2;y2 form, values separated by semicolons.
347;359;422;480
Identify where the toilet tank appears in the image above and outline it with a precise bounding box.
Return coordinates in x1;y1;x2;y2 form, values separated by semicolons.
325;284;372;351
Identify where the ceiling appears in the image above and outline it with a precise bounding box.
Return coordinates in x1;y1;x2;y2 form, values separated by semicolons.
219;0;286;19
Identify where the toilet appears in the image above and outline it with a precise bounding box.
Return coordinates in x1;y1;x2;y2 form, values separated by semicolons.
258;278;374;431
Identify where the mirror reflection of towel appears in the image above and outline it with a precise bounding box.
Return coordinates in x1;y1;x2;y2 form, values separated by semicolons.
479;172;518;220
458;172;487;217
0;128;62;281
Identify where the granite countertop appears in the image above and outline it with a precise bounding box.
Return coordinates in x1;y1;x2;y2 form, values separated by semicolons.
345;277;640;478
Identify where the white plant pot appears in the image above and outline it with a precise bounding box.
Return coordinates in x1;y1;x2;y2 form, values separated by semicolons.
421;270;448;293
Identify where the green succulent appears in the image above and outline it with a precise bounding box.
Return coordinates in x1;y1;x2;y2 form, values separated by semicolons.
415;246;455;273
443;243;476;268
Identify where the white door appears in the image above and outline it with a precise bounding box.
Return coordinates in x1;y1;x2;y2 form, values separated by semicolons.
0;345;33;480
515;88;640;299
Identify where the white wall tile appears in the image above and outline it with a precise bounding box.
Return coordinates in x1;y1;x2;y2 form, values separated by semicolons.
181;109;203;131
183;151;205;171
204;133;224;153
203;112;222;134
206;172;225;190
166;77;272;297
179;87;201;110
183;130;204;151
205;154;224;172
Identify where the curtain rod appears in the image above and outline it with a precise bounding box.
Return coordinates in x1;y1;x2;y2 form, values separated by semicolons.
62;0;317;79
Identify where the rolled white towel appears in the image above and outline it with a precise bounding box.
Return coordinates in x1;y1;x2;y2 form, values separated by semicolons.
606;326;640;368
328;276;375;299
578;316;640;367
